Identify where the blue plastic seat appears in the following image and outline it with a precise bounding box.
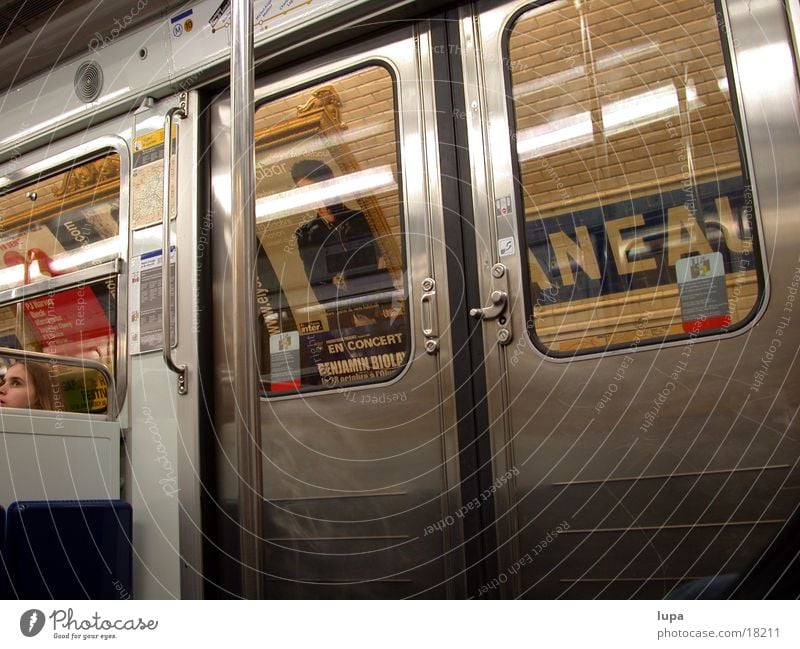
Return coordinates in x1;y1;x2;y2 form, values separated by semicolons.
5;500;132;599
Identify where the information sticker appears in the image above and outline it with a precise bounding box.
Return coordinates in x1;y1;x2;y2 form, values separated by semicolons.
676;252;731;333
130;248;177;355
269;331;301;391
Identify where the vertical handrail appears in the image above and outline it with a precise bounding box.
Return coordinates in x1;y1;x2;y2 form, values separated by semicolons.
231;0;265;599
162;104;187;395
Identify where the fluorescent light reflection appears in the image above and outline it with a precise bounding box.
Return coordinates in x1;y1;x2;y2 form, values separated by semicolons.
513;43;658;98
516;111;592;160
49;239;120;272
601;84;679;134
0;265;24;289
517;81;709;159
255;166;396;222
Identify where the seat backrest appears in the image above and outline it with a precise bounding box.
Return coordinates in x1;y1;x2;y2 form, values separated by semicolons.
5;500;132;599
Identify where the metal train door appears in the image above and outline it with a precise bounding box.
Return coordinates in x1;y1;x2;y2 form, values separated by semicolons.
209;26;466;597
462;0;800;597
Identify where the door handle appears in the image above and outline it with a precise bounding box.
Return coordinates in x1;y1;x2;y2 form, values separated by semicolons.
471;263;512;345
470;290;507;320
420;277;439;354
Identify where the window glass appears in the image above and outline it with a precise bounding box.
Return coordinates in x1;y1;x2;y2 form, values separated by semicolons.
253;66;408;392
0;278;116;414
0;152;120;412
508;0;761;354
0;153;120;291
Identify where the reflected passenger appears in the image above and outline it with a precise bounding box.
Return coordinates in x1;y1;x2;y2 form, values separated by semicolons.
293;159;390;305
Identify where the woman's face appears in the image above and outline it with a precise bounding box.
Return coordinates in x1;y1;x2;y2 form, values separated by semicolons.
0;363;37;408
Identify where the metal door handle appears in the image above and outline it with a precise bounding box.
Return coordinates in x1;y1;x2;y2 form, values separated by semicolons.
420;277;439;353
470;290;507;320
471;263;512;344
163;103;187;395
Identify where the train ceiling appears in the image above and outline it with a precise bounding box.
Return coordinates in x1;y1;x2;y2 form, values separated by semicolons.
0;0;191;92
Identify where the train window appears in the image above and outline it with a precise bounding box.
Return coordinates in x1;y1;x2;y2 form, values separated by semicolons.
0;152;121;411
252;66;408;393
0;355;112;415
508;0;762;354
0;154;120;289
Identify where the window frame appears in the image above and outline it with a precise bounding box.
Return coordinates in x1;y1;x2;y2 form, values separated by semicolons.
251;59;411;398
0;136;130;415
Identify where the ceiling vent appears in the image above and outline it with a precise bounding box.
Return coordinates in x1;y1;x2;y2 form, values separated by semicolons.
74;60;103;103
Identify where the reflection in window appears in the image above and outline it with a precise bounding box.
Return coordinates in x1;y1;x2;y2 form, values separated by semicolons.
508;0;762;353
253;68;408;393
0;356;111;415
0;154;120;291
0;153;120;405
0;277;116;413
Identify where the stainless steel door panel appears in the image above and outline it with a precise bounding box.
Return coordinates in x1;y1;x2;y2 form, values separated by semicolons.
466;0;800;598
211;26;465;598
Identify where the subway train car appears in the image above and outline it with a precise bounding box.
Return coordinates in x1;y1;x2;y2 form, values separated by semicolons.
1;0;799;599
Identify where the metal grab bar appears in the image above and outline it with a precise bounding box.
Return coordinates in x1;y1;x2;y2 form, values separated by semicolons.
231;0;264;598
0;346;118;421
162;103;187;395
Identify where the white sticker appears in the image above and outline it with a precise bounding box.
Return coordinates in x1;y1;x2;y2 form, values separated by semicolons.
498;237;516;257
495;195;513;218
130;248;177;355
675;252;730;332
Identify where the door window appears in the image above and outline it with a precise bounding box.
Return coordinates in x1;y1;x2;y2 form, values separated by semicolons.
508;0;762;354
253;66;409;393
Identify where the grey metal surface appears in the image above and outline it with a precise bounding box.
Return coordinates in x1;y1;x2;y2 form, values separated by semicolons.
0;0;460;164
463;0;800;598
210;24;467;598
173;91;207;600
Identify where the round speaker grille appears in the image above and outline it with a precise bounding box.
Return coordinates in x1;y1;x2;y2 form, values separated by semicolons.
74;61;103;103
